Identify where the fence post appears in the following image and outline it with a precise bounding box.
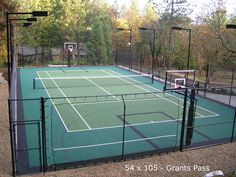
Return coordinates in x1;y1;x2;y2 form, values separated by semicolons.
140;49;142;74
115;48;118;67
180;89;188;151
204;64;210;96
185;89;196;146
8;99;16;176
121;95;126;160
229;67;235;106
40;97;47;173
231;108;236;143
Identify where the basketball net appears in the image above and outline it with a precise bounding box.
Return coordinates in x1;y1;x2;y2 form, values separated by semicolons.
68;48;73;53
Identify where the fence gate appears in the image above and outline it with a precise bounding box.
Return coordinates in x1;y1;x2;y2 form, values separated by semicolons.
12;120;43;175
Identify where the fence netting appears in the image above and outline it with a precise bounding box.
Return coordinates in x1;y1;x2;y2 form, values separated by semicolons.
9;88;236;175
8;46;236;176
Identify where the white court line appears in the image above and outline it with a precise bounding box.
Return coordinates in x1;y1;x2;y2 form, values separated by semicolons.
107;69;219;117
35;74;143;80
46;71;92;129
69;119;179;132
39;69;219;116
68;111;218;133
102;70;153;93
86;78;120;101
38;69;105;73
53;134;176;151
195;105;219;116
36;71;70;132
37;69;219;133
103;70;205;117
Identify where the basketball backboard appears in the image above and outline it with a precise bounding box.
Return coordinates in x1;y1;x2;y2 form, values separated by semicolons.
163;70;198;91
64;42;77;52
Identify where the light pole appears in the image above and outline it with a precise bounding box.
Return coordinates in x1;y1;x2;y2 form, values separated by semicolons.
171;26;191;70
6;11;48;88
117;28;132;69
6;11;47;177
9;18;37;71
226;24;236;108
226;24;236;29
139;27;156;78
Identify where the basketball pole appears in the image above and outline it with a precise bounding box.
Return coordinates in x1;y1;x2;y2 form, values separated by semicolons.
68;51;71;67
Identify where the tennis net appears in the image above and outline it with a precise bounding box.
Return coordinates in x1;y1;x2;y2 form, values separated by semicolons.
33;74;153;89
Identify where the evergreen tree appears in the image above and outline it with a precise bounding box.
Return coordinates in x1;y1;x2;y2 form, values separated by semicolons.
102;16;113;64
86;17;107;65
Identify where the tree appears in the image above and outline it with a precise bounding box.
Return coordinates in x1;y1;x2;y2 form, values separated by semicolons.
143;2;159;25
86;17;107;65
149;0;193;69
123;0;142;43
0;0;17;66
102;16;113;64
199;0;236;73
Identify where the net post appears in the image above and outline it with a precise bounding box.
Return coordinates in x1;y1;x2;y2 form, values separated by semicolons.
121;95;126;160
40;97;47;173
231;108;236;143
179;88;188;151
33;78;35;89
152;74;154;84
8;98;17;176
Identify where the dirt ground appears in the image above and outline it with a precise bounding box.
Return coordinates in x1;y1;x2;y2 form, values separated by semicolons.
1;79;236;177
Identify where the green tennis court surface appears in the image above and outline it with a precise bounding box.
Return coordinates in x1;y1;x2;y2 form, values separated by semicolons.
16;66;235;174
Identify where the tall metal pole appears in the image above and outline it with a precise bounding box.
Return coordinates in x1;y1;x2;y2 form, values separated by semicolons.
205;64;210;97
180;89;188;151
152;29;156;76
121;95;126;160
6;12;11;90
117;28;132;69
41;97;47;173
231;108;236;142
129;29;132;70
168;0;174;69
10;22;14;72
229;67;234;106
115;48;118;66
8;99;16;176
139;27;156;78
187;29;191;70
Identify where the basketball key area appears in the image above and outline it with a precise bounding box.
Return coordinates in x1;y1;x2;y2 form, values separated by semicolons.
15;66;235;174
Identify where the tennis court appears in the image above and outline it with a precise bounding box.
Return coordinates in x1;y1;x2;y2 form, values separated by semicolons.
13;66;235;174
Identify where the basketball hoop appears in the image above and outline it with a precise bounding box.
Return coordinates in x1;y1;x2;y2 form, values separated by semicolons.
64;42;77;67
64;42;77;53
68;45;73;53
163;70;198;91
